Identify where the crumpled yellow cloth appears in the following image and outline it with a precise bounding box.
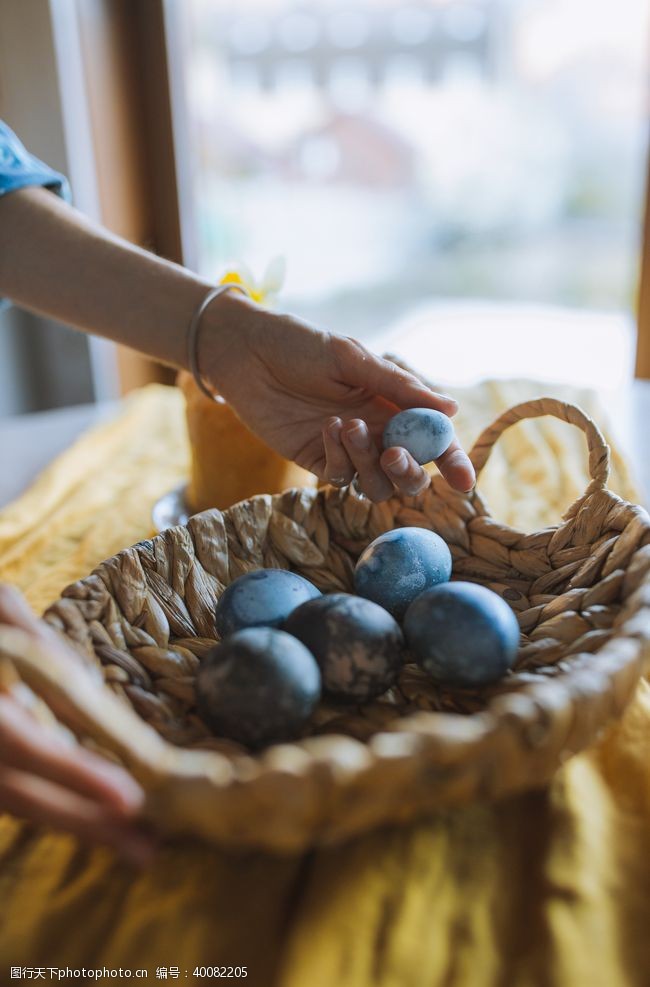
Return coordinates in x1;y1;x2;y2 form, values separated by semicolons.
1;382;649;987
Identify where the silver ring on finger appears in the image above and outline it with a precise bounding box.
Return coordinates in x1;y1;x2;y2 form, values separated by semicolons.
350;474;367;499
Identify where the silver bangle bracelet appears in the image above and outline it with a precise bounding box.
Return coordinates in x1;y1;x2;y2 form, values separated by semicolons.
186;282;248;401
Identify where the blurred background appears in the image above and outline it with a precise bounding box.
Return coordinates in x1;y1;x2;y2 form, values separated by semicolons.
0;0;649;413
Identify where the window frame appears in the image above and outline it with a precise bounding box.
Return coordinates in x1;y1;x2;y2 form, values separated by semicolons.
636;143;650;379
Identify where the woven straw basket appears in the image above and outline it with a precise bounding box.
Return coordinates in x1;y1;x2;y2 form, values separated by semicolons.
3;396;650;853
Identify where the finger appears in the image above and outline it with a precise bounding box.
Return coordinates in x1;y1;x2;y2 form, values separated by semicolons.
322;417;356;487
434;438;476;493
0;583;75;661
0;583;41;630
0;696;144;814
380;448;431;497
0;767;156;867
340;419;394;502
333;337;458;416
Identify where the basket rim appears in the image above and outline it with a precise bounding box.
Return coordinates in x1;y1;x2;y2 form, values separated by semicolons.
48;480;650;777
5;394;650;849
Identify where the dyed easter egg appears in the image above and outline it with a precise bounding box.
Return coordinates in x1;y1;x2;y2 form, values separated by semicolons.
284;593;404;702
197;627;321;746
354;527;452;621
404;581;520;687
215;569;321;637
383;408;454;465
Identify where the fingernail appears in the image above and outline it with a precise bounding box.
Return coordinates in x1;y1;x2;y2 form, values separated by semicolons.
114;781;146;813
95;766;145;812
327;417;342;440
439;394;458;414
446;451;476;492
410;473;431;495
346;422;369;451
386;450;408;476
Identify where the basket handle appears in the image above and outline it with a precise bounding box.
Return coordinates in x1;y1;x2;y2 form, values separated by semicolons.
381;355;611;497
468;397;610;494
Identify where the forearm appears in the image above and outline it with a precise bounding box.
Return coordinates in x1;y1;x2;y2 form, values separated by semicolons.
0;186;257;371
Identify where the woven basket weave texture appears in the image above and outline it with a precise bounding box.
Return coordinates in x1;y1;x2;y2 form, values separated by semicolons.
4;396;650;851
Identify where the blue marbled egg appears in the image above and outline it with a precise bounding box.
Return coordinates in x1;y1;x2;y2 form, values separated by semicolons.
383;408;454;464
404;581;520;687
284;593;404;702
197;627;321;746
354;527;452;621
215;569;321;637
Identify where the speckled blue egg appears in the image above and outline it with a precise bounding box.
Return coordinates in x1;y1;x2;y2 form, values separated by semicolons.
404;581;520;687
197;627;321;746
354;527;452;621
215;569;321;637
383;408;454;465
284;593;404;702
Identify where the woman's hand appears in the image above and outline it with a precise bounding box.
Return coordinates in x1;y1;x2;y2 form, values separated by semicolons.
202;298;476;502
0;586;155;867
0;189;473;503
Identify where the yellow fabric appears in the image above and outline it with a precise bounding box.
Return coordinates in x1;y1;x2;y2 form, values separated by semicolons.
0;382;649;987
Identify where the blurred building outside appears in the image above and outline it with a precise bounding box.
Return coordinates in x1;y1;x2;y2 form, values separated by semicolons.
181;0;649;402
0;0;647;427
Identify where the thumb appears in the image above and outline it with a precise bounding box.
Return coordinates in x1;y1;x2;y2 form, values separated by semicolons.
335;337;458;416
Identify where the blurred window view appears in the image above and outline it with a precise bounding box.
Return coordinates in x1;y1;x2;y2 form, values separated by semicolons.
179;0;650;383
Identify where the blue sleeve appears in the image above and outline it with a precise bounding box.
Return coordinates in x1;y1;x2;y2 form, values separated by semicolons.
0;119;71;201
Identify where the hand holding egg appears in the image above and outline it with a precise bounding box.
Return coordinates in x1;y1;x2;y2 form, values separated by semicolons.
324;404;474;502
206;314;475;504
383;408;454;465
